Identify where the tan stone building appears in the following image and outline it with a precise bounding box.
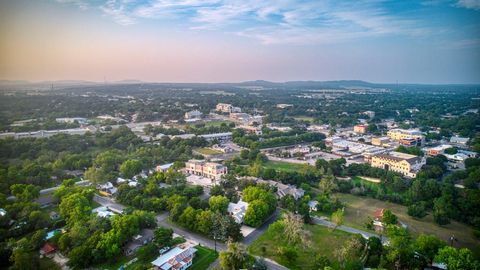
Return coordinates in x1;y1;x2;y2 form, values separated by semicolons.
353;124;368;134
185;160;228;180
370;151;425;178
387;129;424;146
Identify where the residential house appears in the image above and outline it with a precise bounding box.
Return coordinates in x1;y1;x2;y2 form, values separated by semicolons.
98;182;117;196
40;243;57;257
151;246;197;270
308;200;319;212
123;229;155;256
373;208;385;231
156;163;174;173
227;200;249;224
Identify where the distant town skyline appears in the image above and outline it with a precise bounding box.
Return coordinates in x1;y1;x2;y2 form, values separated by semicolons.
0;0;479;84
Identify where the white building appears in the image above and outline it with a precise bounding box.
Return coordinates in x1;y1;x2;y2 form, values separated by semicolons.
56;117;88;124
184;110;203;119
228;200;249;224
216;103;241;113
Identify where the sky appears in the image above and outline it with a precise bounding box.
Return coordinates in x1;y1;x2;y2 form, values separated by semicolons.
0;0;479;84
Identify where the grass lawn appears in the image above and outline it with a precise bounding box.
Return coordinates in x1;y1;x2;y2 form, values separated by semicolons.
351;176;381;193
263;160;307;173
336;193;480;256
190;245;219;270
248;222;354;270
94;255;132;270
39;257;61;270
195;147;224;155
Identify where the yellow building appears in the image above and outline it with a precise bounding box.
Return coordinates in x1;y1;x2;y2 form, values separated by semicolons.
353;124;368;134
370;151;424;178
371;136;390;146
387;129;424;144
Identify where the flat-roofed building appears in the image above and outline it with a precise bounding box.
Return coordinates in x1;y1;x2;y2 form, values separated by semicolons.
184;110;203;119
371;136;390;147
216;103;241;113
353;124;368;134
185;160;227;180
387;129;424;146
370;151;425;178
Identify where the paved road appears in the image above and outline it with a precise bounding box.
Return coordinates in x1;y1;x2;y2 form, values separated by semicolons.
312;216;390;244
93;194;125;213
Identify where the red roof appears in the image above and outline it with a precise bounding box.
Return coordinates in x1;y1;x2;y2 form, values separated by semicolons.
374;208;385;219
41;243;56;254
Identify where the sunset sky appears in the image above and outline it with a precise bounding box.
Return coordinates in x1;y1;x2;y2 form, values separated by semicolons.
0;0;479;83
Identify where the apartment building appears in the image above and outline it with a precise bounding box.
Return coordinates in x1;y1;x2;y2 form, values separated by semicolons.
387;129;424;146
216;103;241;113
370;151;425;178
184;160;228;180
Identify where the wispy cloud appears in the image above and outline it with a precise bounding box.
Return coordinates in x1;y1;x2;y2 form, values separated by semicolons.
55;0;89;10
456;0;480;10
55;0;442;44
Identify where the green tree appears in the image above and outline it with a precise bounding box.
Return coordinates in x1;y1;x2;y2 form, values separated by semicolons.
120;159;143;179
414;234;446;265
435;246;480;270
244;200;270;227
209;195;229;213
154;227;173;248
59;193;92;226
219;242;248;270
382;209;398;225
331;209;345;231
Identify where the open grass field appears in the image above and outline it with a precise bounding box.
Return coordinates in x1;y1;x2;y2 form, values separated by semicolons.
336;193;480;256
190;245;218;270
263;160;307;172
248;222;354;270
195;147;224;155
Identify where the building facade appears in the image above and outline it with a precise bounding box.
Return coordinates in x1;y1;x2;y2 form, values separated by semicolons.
185;160;228;180
353;124;368;134
387;129;424;146
216;103;241;113
370;151;424;178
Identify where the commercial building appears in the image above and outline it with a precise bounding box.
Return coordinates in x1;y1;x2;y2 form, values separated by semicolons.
56;117;88;124
450;136;469;146
353;124;368;134
184;160;228;180
184;110;203;120
387;129;424;146
425;145;453;156
371;137;391;147
199;132;232;142
151;246;197;270
216;103;241;113
370;151;425;178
